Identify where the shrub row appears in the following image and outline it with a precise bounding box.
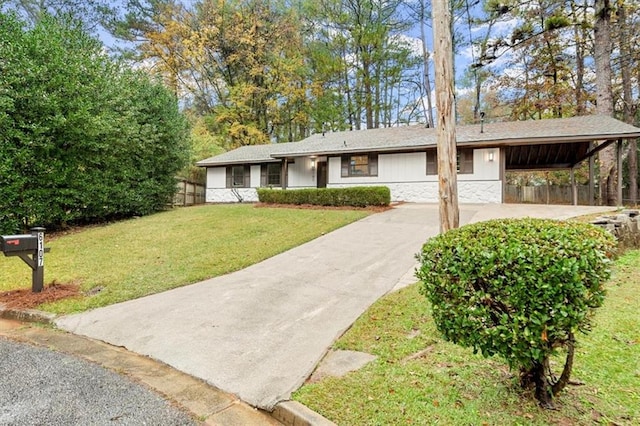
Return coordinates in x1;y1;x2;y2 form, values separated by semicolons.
257;186;391;207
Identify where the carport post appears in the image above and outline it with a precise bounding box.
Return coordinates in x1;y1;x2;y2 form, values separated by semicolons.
571;168;577;206
617;139;623;206
589;143;595;206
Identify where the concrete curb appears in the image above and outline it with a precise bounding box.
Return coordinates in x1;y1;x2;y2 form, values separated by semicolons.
0;307;332;426
272;401;337;426
0;303;56;324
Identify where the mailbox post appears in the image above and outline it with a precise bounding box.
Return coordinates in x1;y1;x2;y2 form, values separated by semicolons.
0;227;49;293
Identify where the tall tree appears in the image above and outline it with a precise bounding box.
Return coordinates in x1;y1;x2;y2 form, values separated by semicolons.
594;0;616;205
113;0;311;147
305;0;421;129
616;0;638;205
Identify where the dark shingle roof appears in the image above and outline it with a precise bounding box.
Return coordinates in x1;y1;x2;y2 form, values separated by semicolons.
197;115;640;166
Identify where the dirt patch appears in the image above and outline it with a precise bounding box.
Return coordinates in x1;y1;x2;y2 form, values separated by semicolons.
0;282;81;310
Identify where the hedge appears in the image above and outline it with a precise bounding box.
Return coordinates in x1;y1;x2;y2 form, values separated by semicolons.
257;186;390;207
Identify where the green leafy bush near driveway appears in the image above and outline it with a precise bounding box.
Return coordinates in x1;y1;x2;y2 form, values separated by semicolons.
0;13;189;234
416;218;616;408
257;186;390;207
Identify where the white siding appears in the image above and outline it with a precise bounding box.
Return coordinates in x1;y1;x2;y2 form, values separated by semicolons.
250;165;261;188
207;167;226;188
287;157;316;188
204;166;259;203
458;148;500;181
204;148;503;203
327;149;502;203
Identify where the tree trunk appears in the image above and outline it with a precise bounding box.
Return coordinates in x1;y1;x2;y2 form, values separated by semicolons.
552;332;576;396
432;0;459;233
520;362;554;409
619;1;637;205
630;140;638;206
519;334;575;409
594;0;616;205
571;0;587;115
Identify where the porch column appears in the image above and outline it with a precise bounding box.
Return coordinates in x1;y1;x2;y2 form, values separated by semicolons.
588;141;595;206
281;158;288;190
617;138;623;206
500;147;506;203
571;168;577;206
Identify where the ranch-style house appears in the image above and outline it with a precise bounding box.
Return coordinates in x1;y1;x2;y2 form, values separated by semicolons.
197;115;640;205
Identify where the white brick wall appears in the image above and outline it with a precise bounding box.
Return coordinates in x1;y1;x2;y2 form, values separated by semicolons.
205;188;259;203
330;181;502;203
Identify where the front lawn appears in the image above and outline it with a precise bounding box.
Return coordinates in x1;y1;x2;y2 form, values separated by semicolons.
294;249;640;425
0;204;369;314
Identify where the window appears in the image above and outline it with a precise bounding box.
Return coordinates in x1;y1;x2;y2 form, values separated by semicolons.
340;154;378;177
261;163;282;187
426;149;474;175
226;165;250;188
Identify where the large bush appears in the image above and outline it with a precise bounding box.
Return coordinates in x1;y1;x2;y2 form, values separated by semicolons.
0;13;189;233
257;186;390;207
416;218;615;407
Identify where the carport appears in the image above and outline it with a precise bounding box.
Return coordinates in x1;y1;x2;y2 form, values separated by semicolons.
504;140;618;205
455;115;640;205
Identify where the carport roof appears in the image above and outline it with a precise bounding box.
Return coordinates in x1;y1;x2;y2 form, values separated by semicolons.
196;115;640;168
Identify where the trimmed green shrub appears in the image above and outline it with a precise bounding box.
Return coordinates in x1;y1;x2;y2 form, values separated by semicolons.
416;218;616;407
257;186;390;207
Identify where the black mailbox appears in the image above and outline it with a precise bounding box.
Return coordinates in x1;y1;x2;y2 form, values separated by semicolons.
0;228;48;293
1;234;38;254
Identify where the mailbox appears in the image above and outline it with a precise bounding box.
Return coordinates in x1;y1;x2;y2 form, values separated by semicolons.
1;234;38;255
0;228;48;293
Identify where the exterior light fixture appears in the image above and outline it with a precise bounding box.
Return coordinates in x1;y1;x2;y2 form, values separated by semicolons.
488;151;495;162
310;157;316;170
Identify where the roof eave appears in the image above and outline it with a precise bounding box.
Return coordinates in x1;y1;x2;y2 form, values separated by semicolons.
467;132;640;147
271;131;640;158
196;159;281;167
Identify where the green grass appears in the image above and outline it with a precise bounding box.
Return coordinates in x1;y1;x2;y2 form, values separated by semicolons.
0;204;369;314
294;250;640;425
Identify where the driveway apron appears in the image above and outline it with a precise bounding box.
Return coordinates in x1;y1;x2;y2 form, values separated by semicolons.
56;203;614;410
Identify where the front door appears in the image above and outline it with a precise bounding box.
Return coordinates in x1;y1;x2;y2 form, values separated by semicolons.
317;161;327;188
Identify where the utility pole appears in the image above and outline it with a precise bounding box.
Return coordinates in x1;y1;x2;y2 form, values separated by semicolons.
432;0;459;232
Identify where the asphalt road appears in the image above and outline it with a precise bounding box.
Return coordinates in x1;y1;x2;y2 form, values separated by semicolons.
0;337;197;425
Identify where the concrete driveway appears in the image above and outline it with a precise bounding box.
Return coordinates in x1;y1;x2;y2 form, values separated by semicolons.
56;203;614;410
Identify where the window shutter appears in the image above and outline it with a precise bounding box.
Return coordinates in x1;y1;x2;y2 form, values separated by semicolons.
260;164;267;187
341;156;349;177
461;149;474;174
226;166;232;188
369;154;378;176
426;150;437;175
244;165;251;187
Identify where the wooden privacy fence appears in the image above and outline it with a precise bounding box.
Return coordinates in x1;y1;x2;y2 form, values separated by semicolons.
505;185;590;205
505;185;638;205
173;179;205;206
